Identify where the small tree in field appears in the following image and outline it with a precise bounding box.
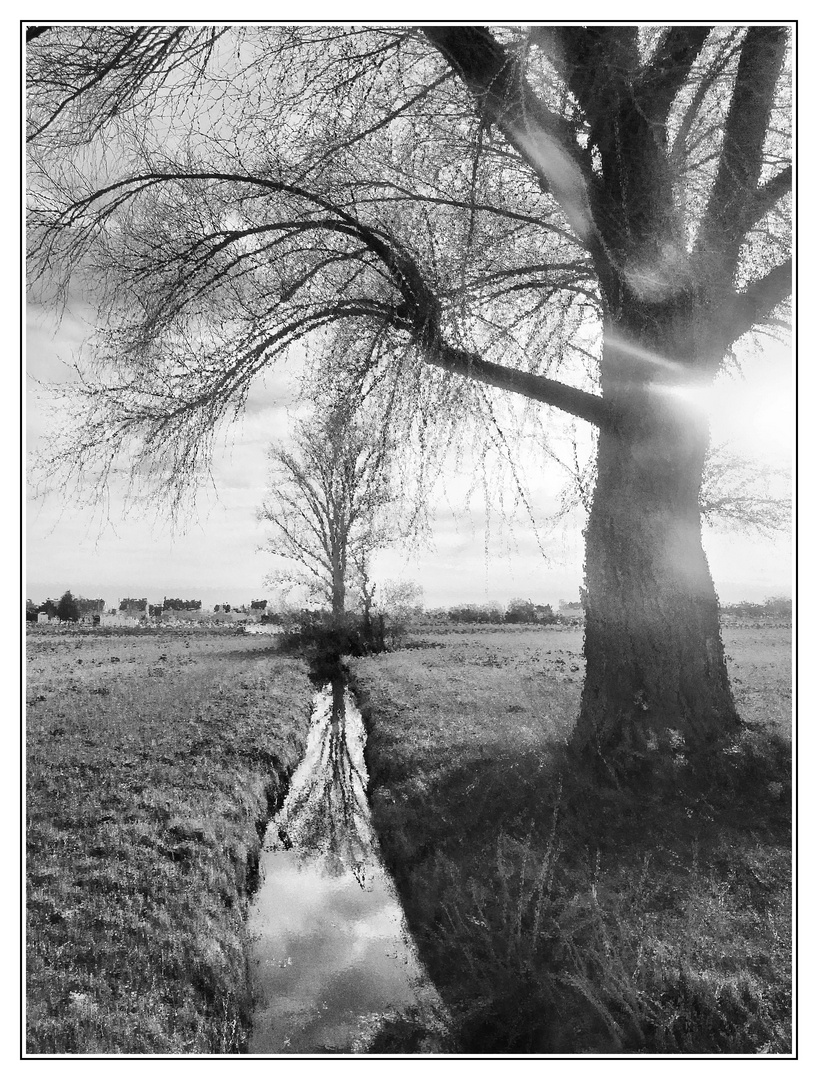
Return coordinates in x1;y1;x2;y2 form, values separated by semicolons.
56;590;79;622
377;579;424;622
261;409;399;627
372;579;425;647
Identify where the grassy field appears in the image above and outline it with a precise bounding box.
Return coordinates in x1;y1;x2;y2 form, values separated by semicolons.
351;623;792;1054
26;627;313;1054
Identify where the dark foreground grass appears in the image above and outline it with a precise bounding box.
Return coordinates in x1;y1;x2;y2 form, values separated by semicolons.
351;625;792;1055
26;628;314;1054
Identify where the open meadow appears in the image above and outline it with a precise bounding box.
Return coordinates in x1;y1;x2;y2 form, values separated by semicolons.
26;621;792;1055
26;627;313;1054
352;622;792;1054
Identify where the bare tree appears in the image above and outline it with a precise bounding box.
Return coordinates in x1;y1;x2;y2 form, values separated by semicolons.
27;25;791;779
260;408;398;626
699;443;791;538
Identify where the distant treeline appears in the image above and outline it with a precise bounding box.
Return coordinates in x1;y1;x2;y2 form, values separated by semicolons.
26;593;105;621
720;596;792;619
435;599;559;625
26;592;276;622
26;592;792;625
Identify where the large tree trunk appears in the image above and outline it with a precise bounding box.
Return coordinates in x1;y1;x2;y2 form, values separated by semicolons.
570;315;742;781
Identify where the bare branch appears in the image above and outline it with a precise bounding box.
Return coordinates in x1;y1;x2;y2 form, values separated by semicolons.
746;165;792;231
31;166;607;430
423;340;610;428
667;28;743;171
695;27;789;280
423;26;601;250
27;26;227;144
635;27;712;124
26;25;789;525
714;258;792;349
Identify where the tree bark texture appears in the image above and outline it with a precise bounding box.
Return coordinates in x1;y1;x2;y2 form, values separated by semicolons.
571;309;742;778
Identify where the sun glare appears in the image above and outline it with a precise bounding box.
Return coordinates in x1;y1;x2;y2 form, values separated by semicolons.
709;346;793;461
603;331;792;465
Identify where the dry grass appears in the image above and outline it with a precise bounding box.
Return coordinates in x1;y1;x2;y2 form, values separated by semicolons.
722;626;793;738
26;627;313;1054
351;623;792;1055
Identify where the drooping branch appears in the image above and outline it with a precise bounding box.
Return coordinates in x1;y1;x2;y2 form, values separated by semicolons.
27;26;227;145
27;24;790;523
34;167;608;428
351;181;583;243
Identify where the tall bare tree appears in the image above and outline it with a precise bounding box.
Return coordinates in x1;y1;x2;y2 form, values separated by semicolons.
27;25;791;779
261;409;397;626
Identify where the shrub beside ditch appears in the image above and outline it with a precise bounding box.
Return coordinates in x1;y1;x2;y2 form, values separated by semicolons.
277;609;405;677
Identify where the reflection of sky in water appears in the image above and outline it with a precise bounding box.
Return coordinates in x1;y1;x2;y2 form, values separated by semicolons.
248;687;443;1054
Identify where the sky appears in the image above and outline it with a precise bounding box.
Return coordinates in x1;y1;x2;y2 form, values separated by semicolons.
26;296;792;612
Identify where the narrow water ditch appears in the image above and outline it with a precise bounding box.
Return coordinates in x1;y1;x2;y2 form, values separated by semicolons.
246;678;447;1054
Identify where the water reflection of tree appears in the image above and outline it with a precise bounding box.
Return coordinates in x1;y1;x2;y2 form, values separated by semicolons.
275;681;373;887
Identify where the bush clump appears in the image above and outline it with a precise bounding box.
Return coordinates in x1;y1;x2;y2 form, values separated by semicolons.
278;609;403;668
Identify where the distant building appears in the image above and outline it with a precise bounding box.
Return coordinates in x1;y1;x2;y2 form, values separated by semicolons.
160;609;203;623
100;613;139;628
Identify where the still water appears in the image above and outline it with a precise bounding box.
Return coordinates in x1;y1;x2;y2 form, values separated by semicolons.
247;681;446;1054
